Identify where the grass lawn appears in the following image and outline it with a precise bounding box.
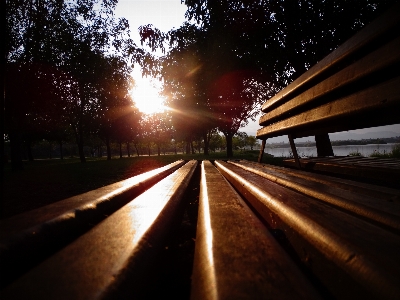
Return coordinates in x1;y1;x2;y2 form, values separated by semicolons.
1;151;284;219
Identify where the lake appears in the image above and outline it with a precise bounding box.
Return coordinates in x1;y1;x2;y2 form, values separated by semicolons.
264;143;397;158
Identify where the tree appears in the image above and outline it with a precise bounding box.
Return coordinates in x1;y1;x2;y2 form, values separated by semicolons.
5;0;141;165
209;71;272;157
232;132;249;151
5;60;71;162
246;135;259;151
92;54;135;160
140;2;276;157
61;1;135;163
140;0;397;157
209;133;224;152
183;0;397;87
156;23;216;155
142;113;173;156
5;0;71;168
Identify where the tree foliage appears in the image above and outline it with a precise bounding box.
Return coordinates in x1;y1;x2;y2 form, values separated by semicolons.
183;0;398;86
140;0;397;157
5;0;398;165
5;0;142;165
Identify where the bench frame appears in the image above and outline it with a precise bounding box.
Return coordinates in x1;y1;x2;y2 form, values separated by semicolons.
257;4;400;167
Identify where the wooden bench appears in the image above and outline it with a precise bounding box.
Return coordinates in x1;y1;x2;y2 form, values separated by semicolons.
256;3;400;185
0;160;197;298
209;161;400;299
2;6;400;300
1;159;400;299
283;156;400;187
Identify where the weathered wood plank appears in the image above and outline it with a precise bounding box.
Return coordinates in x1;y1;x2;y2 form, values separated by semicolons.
228;160;400;233
191;161;321;300
283;157;400;186
0;160;186;239
1;161;197;300
215;160;400;299
259;36;400;126
0;160;186;288
261;4;400;113
257;76;400;139
237;160;400;198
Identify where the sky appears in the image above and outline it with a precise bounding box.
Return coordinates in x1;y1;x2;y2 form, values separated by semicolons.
114;1;400;143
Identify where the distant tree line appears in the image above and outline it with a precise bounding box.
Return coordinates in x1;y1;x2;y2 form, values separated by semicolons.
331;137;400;146
4;0;398;169
3;129;260;159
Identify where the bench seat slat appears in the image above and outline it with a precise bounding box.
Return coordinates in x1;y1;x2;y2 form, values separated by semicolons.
261;4;400;113
283;157;400;186
257;76;400;139
1;161;197;300
228;160;400;233
0;160;186;288
259;36;400;126
238;160;400;197
215;160;400;299
232;160;400;201
0;160;185;239
191;161;321;299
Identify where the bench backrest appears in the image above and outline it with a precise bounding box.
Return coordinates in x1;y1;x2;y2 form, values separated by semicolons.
257;4;400;141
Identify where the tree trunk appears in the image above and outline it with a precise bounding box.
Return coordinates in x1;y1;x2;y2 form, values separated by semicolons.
26;140;34;162
186;141;190;154
97;146;102;158
106;136;111;160
49;141;52;159
191;140;195;154
203;133;210;155
127;142;130;157
73;121;86;163
59;140;63;159
157;145;161;156
9;130;24;170
225;133;234;158
77;141;86;163
134;144;140;156
119;142;123;158
76;131;84;161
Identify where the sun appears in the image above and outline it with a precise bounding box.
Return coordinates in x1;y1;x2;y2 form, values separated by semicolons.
131;75;167;115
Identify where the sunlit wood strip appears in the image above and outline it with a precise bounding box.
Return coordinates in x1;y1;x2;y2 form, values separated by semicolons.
0;160;186;289
215;160;400;299
1;161;197;300
191;161;321;300
228;160;400;232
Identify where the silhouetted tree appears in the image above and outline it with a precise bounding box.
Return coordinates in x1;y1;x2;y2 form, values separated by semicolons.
5;0;141;164
141;0;397;157
246;135;259;151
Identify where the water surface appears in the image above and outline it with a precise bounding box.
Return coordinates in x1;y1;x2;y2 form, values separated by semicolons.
264;144;396;158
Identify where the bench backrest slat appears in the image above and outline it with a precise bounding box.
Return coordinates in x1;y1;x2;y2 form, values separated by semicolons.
259;36;400;127
261;5;400;113
257;4;400;141
257;75;400;139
